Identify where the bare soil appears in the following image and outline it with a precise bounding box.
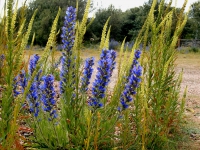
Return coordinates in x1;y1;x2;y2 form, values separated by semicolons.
175;53;200;149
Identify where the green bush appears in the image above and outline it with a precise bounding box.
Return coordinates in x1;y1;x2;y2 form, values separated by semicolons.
189;47;199;53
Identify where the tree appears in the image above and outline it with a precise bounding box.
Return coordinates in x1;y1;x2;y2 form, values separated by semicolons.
120;6;148;41
87;5;123;42
189;1;200;39
24;0;92;46
181;2;200;39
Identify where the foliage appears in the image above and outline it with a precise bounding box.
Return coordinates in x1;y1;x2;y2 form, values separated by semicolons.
129;0;188;148
0;0;37;149
88;5;124;42
0;0;189;149
109;39;120;50
120;6;149;41
23;0;93;46
182;1;200;39
189;47;199;53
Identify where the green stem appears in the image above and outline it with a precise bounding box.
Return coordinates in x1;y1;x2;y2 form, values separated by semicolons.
35;118;51;148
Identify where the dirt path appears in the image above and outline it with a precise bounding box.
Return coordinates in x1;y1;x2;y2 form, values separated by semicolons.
176;54;200;149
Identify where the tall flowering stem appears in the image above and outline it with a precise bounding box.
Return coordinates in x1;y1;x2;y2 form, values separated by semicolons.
89;49;116;109
28;54;40;76
120;50;142;110
80;57;94;92
61;6;76;55
27;82;40;117
27;54;41;117
40;75;57;119
60;6;76;93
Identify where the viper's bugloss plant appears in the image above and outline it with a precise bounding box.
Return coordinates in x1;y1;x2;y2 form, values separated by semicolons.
28;54;40;76
29;54;42;82
80;57;94;92
0;54;5;65
0;0;189;149
26;54;41;117
27;82;40;117
0;0;38;148
60;55;68;93
60;6;76;94
13;70;27;97
40;74;57;119
120;50;142;110
89;49;116;108
61;6;76;54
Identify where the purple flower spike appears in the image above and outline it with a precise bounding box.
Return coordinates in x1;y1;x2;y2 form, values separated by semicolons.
89;49;116;109
13;70;27;97
28;54;40;76
61;6;76;55
120;50;142;110
81;57;94;92
27;82;40;117
0;54;5;66
40;74;57;119
60;6;76;94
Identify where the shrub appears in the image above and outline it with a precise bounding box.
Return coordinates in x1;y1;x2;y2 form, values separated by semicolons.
189;47;199;53
109;39;120;50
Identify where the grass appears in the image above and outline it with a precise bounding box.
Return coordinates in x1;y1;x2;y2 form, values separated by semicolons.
25;48;200;64
176;52;200;68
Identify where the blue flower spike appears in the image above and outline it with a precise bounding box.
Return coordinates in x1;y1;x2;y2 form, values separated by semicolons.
89;49;117;109
81;57;95;92
27;82;40;117
28;54;40;76
60;6;77;94
13;70;27;97
61;6;76;55
120;50;142;110
40;74;57;120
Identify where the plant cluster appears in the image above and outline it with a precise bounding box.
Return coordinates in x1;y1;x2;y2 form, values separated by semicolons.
0;0;188;149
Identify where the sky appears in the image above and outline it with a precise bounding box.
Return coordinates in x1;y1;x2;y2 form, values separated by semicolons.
0;0;199;17
91;0;199;12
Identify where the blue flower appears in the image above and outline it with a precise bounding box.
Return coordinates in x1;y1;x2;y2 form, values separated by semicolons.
89;49;116;108
120;50;142;110
80;57;94;92
61;6;76;55
40;75;57;119
60;56;68;93
26;54;42;117
28;54;40;76
0;54;5;60
27;82;40;117
0;54;5;69
129;50;141;77
109;50;117;74
13;70;27;97
60;6;76;94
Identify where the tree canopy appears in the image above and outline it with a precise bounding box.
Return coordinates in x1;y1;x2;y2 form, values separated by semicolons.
19;0;200;46
24;0;90;46
182;1;200;39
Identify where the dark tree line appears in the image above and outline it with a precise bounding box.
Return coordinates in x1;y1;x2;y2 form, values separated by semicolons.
19;0;200;46
23;0;90;46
